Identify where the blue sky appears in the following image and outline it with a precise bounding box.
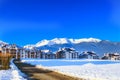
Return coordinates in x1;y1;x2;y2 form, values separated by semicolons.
0;0;120;46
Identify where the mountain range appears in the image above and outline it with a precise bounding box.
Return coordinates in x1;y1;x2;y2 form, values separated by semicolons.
24;38;120;56
1;38;120;56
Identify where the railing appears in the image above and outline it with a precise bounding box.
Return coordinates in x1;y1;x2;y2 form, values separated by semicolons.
0;53;12;70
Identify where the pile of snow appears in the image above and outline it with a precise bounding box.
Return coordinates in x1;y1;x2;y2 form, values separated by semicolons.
0;59;26;80
22;59;120;80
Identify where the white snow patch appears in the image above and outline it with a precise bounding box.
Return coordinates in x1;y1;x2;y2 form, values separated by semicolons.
22;59;120;80
36;39;50;47
69;38;101;44
41;50;50;53
0;59;26;80
23;44;35;49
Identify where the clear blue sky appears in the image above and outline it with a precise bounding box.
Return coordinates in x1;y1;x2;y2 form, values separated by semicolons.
0;0;120;46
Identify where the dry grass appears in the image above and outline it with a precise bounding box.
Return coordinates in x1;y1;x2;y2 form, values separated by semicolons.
0;53;12;70
0;53;12;57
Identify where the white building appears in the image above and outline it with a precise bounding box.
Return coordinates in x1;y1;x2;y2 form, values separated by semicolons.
0;44;23;59
56;47;79;59
79;51;99;59
102;53;120;60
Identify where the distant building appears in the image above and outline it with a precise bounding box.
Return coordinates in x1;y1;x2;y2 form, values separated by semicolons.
1;44;120;60
21;48;42;59
41;50;55;59
102;53;120;60
79;51;99;59
0;44;23;59
56;47;79;59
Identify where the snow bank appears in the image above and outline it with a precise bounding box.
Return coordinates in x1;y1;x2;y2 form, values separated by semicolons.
46;63;120;80
0;59;26;80
22;59;120;80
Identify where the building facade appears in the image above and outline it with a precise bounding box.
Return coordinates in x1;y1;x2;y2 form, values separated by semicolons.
56;48;79;59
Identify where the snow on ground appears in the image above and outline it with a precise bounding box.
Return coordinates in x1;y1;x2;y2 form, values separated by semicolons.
0;59;26;80
22;59;120;80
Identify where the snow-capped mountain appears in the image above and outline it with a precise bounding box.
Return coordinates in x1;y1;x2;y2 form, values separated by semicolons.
35;38;72;47
23;44;35;50
24;38;101;48
0;40;22;49
0;40;8;47
69;38;101;44
0;40;8;45
24;38;120;56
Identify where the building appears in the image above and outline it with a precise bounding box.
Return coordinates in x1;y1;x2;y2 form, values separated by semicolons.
102;53;120;60
56;47;79;59
79;51;99;59
0;44;23;59
41;50;55;59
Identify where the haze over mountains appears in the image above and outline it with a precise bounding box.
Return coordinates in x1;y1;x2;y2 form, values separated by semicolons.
1;38;120;56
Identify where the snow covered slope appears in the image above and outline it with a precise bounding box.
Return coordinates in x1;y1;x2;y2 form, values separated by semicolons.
0;59;26;80
24;38;120;56
22;59;120;80
24;38;101;48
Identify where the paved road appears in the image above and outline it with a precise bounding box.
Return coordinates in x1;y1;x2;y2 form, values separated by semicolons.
14;60;83;80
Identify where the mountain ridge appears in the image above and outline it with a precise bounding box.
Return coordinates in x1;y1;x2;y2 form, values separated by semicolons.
24;38;101;48
23;38;120;56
